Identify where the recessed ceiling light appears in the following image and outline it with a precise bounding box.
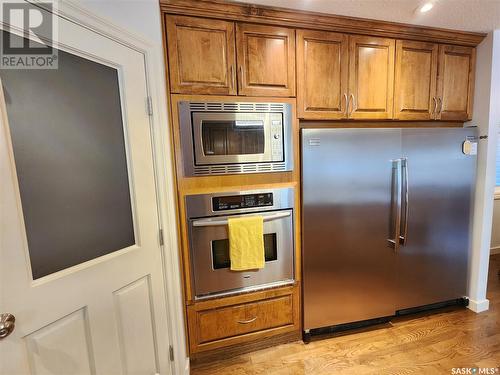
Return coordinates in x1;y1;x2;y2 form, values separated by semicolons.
419;2;434;13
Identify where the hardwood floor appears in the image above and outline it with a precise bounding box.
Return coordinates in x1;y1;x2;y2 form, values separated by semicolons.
191;255;500;374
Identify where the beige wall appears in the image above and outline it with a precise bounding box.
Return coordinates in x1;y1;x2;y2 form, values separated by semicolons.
491;198;500;253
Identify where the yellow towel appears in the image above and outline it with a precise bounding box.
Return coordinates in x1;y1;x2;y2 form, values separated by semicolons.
228;215;265;271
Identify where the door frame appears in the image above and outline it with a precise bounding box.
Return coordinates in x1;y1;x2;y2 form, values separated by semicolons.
3;1;187;374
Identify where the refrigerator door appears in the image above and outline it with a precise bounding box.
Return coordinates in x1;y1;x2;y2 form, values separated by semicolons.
397;128;477;310
302;128;401;330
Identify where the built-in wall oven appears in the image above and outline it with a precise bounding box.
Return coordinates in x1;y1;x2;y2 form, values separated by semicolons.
179;101;293;176
186;188;295;299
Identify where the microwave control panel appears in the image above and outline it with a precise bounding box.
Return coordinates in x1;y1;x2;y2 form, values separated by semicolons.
270;113;284;162
212;193;274;211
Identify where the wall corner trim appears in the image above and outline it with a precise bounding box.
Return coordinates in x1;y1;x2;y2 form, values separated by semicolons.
467;298;490;313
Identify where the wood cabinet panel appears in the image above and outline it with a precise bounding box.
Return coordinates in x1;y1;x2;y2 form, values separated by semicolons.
394;40;438;120
296;30;348;119
236;24;295;97
348;35;395;119
161;0;486;47
436;45;476;121
166;15;236;95
198;295;293;343
187;285;300;353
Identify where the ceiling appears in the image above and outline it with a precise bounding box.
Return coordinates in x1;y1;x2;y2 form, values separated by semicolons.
234;0;500;33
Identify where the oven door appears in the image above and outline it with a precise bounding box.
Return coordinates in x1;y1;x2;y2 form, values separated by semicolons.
189;210;294;299
192;112;274;165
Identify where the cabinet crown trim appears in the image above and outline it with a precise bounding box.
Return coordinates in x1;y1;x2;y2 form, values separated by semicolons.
160;0;485;47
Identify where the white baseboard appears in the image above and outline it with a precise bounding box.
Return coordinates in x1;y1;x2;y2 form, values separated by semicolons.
490;246;500;255
467;298;490;313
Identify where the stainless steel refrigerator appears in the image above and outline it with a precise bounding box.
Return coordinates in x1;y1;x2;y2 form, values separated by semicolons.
302;128;477;332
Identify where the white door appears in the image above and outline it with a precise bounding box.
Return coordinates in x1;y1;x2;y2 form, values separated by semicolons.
0;6;171;375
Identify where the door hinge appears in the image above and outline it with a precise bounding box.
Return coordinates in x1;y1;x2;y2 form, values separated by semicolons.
146;96;153;116
169;345;174;361
159;228;164;246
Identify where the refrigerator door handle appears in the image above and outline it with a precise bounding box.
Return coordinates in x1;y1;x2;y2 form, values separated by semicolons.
399;158;409;245
388;158;402;251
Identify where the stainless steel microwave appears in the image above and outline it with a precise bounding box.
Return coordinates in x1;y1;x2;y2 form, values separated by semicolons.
178;101;293;176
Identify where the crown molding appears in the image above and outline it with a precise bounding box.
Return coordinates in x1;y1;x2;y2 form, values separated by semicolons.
159;0;486;46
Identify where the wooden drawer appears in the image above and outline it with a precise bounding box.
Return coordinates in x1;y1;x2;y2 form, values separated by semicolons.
199;295;293;343
187;285;300;353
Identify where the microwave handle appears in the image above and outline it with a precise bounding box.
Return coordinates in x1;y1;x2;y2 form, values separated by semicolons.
191;211;291;227
234;120;264;128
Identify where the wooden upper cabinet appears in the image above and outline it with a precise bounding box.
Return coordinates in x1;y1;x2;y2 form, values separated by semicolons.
348;36;395;119
296;30;348;119
394;40;438;120
163;13;477;120
236;24;296;97
436;45;476;121
166;15;236;95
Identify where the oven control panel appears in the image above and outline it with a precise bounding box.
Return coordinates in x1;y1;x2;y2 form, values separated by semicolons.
212;193;273;211
270;113;284;162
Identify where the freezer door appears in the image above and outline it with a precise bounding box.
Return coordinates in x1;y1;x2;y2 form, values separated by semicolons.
397;128;477;310
302;128;401;330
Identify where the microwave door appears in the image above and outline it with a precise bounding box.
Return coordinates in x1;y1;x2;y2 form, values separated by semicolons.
204;120;265;156
192;112;273;165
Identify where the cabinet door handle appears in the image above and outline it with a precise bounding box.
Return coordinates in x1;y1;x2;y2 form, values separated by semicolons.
343;93;348;116
237;316;257;324
349;94;355;116
432;97;437;116
437;97;443;115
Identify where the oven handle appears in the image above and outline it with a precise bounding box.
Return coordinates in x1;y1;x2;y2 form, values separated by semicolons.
191;211;291;227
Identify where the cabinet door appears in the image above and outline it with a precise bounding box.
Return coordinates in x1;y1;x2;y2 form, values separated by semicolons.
296;30;348;119
236;24;295;97
166;15;236;95
436;45;476;121
394;40;438;120
348;36;395;119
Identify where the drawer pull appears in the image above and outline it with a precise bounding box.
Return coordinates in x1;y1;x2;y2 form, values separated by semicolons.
237;316;257;324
